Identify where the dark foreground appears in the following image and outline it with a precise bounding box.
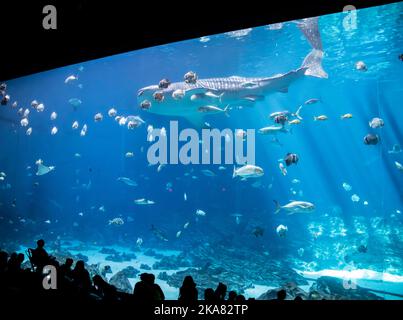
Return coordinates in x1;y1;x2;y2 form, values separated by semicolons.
0;239;399;319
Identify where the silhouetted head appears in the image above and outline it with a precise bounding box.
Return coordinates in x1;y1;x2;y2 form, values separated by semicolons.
37;239;45;248
228;290;237;301
294;295;303;301
277;289;287;300
215;282;227;296
17;253;24;263
93;275;104;288
146;273;155;284
235;294;246;302
65;258;73;267
182;275;196;288
75;260;85;271
9;252;17;261
140;273;148;281
204;288;215;301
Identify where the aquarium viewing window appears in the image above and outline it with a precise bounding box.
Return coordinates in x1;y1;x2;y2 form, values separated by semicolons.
0;2;402;303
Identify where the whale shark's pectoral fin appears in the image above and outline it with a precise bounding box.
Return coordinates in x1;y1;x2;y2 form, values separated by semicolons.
183;114;205;128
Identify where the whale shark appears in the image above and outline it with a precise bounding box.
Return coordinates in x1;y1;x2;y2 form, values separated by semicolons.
137;17;327;127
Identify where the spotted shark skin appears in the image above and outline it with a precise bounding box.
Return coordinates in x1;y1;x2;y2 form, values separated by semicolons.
137;17;327;126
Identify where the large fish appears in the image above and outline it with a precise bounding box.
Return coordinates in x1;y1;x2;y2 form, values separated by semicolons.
137;18;327;127
274;200;315;215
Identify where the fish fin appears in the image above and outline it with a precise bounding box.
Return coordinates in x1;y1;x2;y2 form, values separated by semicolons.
273;200;281;214
277;87;288;93
301;49;328;79
184;114;205;128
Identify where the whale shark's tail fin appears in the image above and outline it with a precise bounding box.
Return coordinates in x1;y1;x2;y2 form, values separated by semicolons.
302;49;328;79
297;17;328;79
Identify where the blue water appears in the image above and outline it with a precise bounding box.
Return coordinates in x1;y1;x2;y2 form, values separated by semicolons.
0;3;402;297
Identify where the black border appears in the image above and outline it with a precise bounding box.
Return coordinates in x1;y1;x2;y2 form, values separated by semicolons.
0;0;400;80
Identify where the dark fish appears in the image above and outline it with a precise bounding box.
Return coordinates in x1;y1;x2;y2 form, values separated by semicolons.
274;114;288;125
150;224;168;242
1;95;10;106
364;134;379;145
284;153;299;166
357;245;367;253
252;226;264;237
158;78;171;89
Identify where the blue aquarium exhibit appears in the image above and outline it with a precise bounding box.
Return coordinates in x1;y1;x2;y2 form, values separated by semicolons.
0;3;402;300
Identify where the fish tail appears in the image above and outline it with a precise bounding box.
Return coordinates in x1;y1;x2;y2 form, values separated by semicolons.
294;105;303;120
298;18;327;79
224;105;230;117
301;49;328;79
273;200;281;214
232;166;237;178
313;116;317;121
219;92;225;103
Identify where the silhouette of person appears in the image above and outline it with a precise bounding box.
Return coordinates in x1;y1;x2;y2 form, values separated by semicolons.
148;273;164;301
215;282;227;301
59;258;74;290
7;252;20;272
71;260;92;292
235;294;246;302
60;258;74;278
228;290;237;302
178;275;198;303
30;239;50;272
204;288;215;301
277;289;287;300
133;273;151;301
294;295;303;301
133;273;165;301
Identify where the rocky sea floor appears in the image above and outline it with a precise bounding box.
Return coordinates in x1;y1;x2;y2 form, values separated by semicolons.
10;240;403;300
